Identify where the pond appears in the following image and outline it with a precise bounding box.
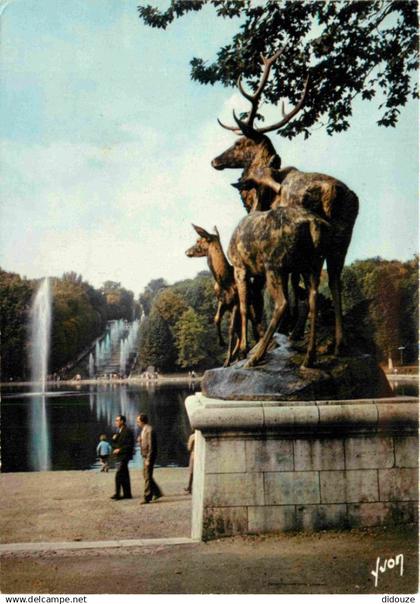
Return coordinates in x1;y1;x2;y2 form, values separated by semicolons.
1;382;196;472
1;378;417;473
389;379;419;398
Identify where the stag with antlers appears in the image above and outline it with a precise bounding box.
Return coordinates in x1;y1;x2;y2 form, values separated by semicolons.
212;50;359;356
185;224;265;366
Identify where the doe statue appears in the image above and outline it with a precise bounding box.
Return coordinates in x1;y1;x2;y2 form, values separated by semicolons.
228;206;330;368
185;224;265;367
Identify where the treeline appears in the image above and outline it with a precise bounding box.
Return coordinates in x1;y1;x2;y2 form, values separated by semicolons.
138;256;418;372
1;256;417;380
138;273;225;372
0;269;139;380
336;257;418;366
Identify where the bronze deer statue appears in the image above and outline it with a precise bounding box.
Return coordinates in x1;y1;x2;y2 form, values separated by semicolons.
185;224;265;366
212;50;359;355
228;205;330;368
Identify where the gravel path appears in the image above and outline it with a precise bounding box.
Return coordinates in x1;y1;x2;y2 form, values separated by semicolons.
0;469;418;594
1;526;417;594
0;468;191;543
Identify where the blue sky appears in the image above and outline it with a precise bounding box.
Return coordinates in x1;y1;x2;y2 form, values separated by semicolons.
0;0;418;295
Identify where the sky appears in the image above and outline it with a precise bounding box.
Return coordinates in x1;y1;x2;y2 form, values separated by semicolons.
0;0;418;297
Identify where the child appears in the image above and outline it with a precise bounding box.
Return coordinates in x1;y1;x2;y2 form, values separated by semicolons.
96;434;112;472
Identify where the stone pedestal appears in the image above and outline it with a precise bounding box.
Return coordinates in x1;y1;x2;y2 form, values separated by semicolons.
185;393;418;540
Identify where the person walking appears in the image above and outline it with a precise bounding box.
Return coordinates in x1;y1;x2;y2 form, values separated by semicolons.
111;415;134;500
137;414;162;504
96;433;112;472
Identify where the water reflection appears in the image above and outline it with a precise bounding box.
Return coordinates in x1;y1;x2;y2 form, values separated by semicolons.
29;394;51;471
389;380;419;397
1;383;195;472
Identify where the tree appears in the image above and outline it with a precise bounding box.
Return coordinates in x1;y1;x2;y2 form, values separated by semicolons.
0;269;34;379
139;309;177;370
136;273;228;372
62;271;84;285
398;256;418;361
153;289;188;327
139;278;168;316
101;280;122;291
101;281;136;321
174;273;217;323
336;258;418;365
138;0;418;137
340;265;366;314
51;278;107;371
175;308;208;368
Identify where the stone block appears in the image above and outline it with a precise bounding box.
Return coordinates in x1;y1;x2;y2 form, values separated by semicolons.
376;402;419;432
264;471;320;505
205;438;246;474
203;507;248;540
318;404;378;433
296;504;347;531
379;468;418;502
394;436;419;468
319;470;378;503
204;472;264;507
346;470;379;502
263;405;319;432
186;394;265;432
345;436;394;470
294;438;345;471
320;471;346;503
347;501;418;528
248;506;296;533
191;430;206;540
245;439;293;472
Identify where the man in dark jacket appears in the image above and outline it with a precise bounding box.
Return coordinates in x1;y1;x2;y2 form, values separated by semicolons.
137;413;163;504
111;414;134;500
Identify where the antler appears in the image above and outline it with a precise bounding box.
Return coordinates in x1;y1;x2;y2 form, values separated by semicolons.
217;48;309;136
256;74;309;134
237;49;283;129
217;50;282;135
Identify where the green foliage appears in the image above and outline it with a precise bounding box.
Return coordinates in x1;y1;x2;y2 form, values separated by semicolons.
50;278;106;371
340;265;366;314
138;309;177;371
139;278;168;316
138;0;418;136
174;273;216;322
2;255;417;379
340;257;418;362
175;307;208;368
138;272;225;371
100;281;137;321
137;256;418;371
0;269;34;379
153;288;188;327
0;269;138;379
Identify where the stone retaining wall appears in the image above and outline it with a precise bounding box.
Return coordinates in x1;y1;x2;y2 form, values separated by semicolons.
185;394;418;540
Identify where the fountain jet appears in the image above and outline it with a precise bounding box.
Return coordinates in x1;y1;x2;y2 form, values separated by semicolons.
29;277;52;471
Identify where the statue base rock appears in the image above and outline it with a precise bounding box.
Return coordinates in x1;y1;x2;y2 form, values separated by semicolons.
202;334;393;401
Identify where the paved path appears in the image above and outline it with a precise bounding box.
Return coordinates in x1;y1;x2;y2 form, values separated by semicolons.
1;526;417;595
0;468;191;544
0;469;418;594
